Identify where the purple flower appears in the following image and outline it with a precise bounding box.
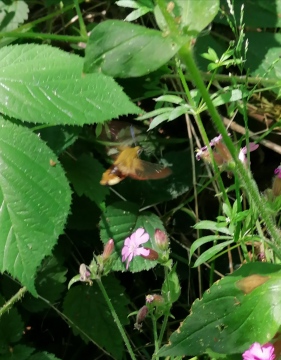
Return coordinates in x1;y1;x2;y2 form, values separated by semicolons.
238;143;259;165
242;342;275;360
121;228;150;269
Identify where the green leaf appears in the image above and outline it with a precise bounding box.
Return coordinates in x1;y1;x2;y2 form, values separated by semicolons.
158;263;281;356
154;95;184;104
154;0;219;34
63;154;109;207
246;32;281;88
0;44;140;125
36;126;81;155
100;201;165;272
211;88;246;107
124;7;152;22
84;20;181;78
189;235;233;260
148;112;172;130
0;295;24;348
63;275;129;359
218;0;281;28
22;255;67;312
0;118;71;294
162;264;181;305
193;220;232;235
137;107;174;120
193;240;234;267
0;345;35;360
29;352;61;360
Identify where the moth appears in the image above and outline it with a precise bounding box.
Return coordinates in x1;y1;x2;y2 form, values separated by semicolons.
100;146;172;186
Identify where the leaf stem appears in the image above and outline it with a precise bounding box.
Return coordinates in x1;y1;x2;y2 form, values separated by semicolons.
0;31;87;43
164;73;280;88
96;278;137;360
152;315;159;358
0;287;27;317
74;0;88;38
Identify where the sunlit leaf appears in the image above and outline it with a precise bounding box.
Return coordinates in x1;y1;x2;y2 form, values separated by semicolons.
0;118;71;294
158;263;281;357
0;44;140;125
84;20;182;78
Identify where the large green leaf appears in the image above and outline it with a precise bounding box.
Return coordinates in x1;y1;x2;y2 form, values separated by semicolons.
0;295;24;349
21;255;67;312
63;275;129;359
246;32;281;86
0;118;71;294
154;0;219;34
1;345;34;360
0;44;140;125
84;20;182;78
29;352;61;360
158;262;281;357
35;125;80;155
100;201;165;271
218;0;281;28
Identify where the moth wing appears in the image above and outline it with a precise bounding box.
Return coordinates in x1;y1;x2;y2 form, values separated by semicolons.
129;159;172;180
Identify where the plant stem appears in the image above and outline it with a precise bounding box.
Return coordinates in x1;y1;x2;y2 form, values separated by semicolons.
74;0;88;38
164;73;280;89
179;44;281;257
176;61;231;208
0;287;27;317
0;31;87;43
152;315;159;359
96;278;137;360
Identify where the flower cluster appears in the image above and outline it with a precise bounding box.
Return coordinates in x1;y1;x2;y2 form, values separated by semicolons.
196;134;259;170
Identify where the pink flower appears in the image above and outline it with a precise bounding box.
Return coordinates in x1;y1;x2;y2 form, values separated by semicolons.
274;165;281;179
238;143;259;165
121;228;150;269
243;342;275;360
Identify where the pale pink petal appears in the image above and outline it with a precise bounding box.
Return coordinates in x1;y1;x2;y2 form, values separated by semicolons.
134;228;145;239
135;228;149;246
123;237;131;247
135;247;150;257
126;253;134;269
121;245;129;257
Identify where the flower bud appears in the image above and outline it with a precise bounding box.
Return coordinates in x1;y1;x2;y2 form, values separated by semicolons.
134;305;148;330
146;294;164;306
214;142;232;163
79;264;91;282
154;229;169;250
102;239;114;261
273;166;281;197
140;248;159;261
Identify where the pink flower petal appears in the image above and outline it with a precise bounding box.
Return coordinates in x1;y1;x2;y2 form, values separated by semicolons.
243;342;275;360
135;247;150;257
